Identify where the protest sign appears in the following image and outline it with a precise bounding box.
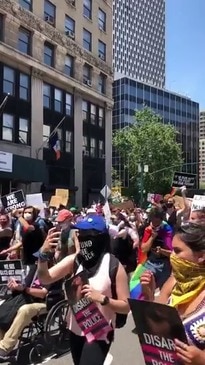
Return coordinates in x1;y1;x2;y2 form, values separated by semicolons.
1;190;26;213
26;193;45;218
65;272;112;343
129;299;187;365
191;195;205;211
49;195;62;208
55;189;69;206
0;260;24;298
172;172;196;189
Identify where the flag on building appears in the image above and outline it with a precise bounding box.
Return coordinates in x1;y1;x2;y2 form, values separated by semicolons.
49;132;61;160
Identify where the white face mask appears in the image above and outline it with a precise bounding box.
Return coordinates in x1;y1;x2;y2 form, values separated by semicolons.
24;213;32;221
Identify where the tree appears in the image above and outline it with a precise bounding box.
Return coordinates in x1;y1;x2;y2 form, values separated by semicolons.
111;167;122;187
113;107;183;196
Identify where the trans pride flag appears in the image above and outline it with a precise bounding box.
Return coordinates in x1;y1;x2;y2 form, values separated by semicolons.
129;221;173;300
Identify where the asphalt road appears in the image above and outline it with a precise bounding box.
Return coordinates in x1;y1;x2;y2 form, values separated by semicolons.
48;314;145;365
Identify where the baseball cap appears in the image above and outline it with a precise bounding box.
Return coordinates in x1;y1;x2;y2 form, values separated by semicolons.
56;209;73;223
74;215;108;233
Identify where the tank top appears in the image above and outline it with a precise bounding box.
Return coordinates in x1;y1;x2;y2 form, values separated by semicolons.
67;253;116;338
182;297;205;350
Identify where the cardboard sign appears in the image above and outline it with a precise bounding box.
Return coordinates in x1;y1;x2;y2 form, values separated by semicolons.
55;189;69;206
129;299;187;365
1;190;26;213
0;260;24;298
191;195;205;211
49;196;62;208
65;272;112;343
172;172;196;188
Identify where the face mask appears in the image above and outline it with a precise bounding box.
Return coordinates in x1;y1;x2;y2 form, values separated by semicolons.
170;253;205;281
24;213;33;221
129;216;135;222
166;203;173;209
78;234;106;266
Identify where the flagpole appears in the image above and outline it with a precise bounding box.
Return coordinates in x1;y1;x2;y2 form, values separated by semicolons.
36;116;66;159
0;94;10;116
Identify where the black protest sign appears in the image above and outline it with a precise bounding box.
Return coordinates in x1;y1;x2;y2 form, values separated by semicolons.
0;260;24;299
1;190;26;213
172;172;197;188
129;299;187;365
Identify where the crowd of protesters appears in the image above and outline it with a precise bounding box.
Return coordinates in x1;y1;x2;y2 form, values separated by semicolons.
0;187;204;364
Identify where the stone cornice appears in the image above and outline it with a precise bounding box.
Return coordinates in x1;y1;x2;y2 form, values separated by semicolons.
0;0;113;77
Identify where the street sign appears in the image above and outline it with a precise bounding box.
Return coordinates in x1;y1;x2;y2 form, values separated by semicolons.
100;185;111;200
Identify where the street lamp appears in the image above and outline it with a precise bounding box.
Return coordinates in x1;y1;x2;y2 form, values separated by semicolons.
138;163;149;207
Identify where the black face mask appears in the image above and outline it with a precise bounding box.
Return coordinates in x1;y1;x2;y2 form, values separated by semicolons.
78;232;109;271
166;203;173;209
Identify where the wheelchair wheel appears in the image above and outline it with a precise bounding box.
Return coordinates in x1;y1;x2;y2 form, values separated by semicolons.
29;344;44;364
44;299;70;354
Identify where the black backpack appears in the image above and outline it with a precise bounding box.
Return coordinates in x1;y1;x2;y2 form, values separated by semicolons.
73;254;128;329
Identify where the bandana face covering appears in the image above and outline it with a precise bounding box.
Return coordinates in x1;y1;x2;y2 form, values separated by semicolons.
170;253;205;307
78;233;107;270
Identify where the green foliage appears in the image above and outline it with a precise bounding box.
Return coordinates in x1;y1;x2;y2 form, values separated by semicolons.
113;107;183;195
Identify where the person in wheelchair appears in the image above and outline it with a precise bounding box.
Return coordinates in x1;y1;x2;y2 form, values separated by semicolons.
0;264;48;362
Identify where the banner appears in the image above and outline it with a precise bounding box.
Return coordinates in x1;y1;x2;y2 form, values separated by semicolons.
55;189;69;206
129;299;187;365
0;151;13;173
0;260;24;298
172;172;196;188
65;272;112;343
191;195;205;211
1;190;26;213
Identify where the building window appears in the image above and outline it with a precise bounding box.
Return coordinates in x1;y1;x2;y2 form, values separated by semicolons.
3;66;15;96
98;9;106;31
43;124;50;147
43;83;51;108
90;138;97;157
83;29;92;51
91;104;96;125
65;55;74;77
19;0;32;11
99;140;105;157
19;118;29;144
65;131;72;153
44;0;55;25
99;107;105;128
82;101;89;121
66;93;73;116
18;27;31;54
98;73;106;94
2;114;14;142
83;64;92;84
65;15;75;37
83;136;88;154
19;73;29;101
54;88;63;113
98;40;106;61
83;0;92;19
0;14;4;41
44;42;54;67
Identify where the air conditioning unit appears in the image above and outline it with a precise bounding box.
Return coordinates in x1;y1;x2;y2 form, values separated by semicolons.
45;15;54;25
86;80;92;87
99;54;104;60
66;30;75;39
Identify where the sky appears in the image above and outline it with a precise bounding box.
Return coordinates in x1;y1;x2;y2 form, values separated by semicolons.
166;0;205;109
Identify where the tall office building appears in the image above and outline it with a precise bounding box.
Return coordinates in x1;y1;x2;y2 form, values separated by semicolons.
113;0;166;87
113;77;199;187
199;111;205;185
0;0;113;206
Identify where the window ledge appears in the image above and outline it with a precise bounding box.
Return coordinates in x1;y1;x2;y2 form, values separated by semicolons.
83;15;93;23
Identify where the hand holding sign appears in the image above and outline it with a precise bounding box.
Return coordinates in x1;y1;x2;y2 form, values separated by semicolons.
175;339;204;365
7;277;23;292
81;284;104;304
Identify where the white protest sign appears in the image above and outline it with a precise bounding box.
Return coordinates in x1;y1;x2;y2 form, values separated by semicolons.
26;193;45;218
103;201;111;224
191;195;205;212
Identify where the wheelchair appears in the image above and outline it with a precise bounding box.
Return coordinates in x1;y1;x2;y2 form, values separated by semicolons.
8;291;70;365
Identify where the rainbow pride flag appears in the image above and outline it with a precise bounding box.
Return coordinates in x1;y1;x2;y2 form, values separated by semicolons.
129;262;147;299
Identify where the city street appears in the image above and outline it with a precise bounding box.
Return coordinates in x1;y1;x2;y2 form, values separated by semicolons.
48;314;145;365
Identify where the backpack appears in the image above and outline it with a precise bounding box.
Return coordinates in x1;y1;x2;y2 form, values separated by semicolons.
73;254;128;329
